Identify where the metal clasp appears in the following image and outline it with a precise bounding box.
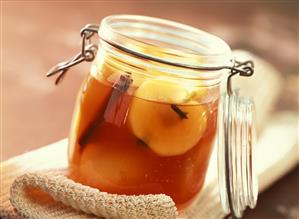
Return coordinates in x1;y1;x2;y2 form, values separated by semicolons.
46;24;99;85
226;60;254;95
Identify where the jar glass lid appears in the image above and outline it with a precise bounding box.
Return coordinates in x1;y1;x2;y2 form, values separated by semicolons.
218;90;258;218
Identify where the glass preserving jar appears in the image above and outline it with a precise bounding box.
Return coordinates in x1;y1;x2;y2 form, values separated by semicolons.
47;15;258;218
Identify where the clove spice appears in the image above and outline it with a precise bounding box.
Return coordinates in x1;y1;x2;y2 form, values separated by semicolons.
171;104;188;119
137;138;148;147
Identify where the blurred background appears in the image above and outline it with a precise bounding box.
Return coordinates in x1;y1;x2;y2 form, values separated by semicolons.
1;1;298;218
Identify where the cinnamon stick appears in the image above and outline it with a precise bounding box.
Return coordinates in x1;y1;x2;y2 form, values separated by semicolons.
79;74;133;149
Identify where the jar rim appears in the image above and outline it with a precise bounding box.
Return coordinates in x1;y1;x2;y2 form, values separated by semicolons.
99;14;233;70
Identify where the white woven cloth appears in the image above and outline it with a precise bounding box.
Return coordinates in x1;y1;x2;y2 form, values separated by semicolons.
9;170;177;219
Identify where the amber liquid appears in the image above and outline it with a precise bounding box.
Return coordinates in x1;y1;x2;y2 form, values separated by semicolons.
68;74;218;209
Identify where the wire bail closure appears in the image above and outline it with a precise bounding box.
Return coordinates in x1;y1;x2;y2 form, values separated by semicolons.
46;24;99;85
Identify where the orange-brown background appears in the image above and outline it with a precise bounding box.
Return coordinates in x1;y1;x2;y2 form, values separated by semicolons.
2;1;298;218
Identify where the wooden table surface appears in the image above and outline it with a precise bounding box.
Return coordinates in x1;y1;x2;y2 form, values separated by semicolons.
2;1;299;218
